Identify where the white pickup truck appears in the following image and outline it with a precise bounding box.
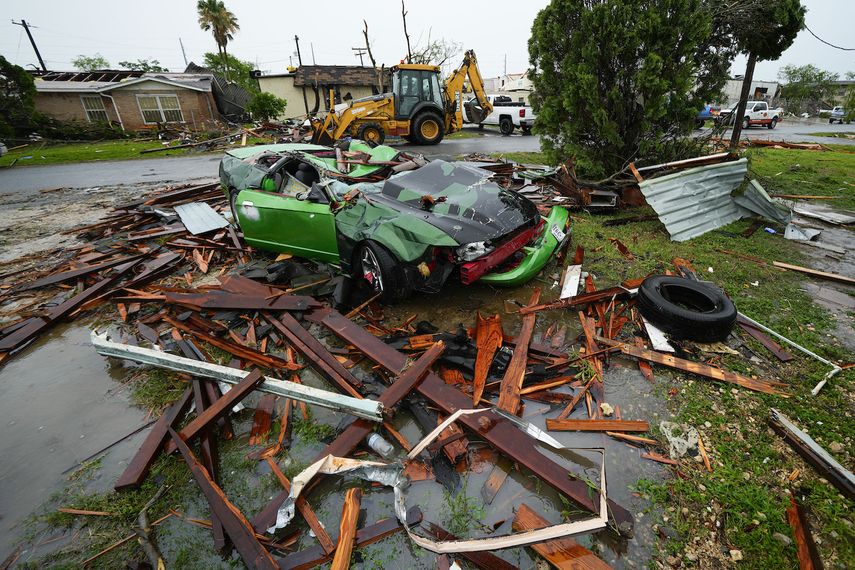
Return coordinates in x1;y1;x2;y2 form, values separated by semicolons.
719;100;783;130
463;94;536;135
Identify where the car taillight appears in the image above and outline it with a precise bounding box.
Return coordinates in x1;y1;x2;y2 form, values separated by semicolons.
519;109;525;118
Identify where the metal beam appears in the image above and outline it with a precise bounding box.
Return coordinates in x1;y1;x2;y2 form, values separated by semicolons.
90;332;383;421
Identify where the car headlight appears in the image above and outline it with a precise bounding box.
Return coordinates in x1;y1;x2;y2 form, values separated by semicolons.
456;241;494;261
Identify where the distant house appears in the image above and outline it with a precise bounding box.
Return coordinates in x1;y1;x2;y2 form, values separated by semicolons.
721;78;780;106
483;71;533;103
829;80;855;104
259;65;389;119
33;70;220;131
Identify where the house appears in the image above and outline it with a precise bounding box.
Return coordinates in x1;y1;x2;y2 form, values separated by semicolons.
259;65;389;119
33;70;220;132
829;80;855;104
482;71;533;103
721;78;780;107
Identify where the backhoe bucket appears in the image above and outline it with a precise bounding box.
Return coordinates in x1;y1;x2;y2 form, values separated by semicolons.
463;100;488;124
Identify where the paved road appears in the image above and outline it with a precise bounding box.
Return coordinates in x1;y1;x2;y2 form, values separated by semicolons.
1;121;850;194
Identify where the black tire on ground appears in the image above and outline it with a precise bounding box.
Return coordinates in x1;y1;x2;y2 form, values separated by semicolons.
499;117;514;135
354;240;411;302
477;123;484;130
411;112;445;145
357;122;385;145
636;275;737;342
742;117;750;130
829;118;834;124
768;117;777;129
228;188;241;230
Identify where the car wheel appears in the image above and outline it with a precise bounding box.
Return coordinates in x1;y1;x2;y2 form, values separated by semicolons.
768;117;777;130
636;275;737;342
829;118;834;124
228;188;241;230
411;112;445;145
357;122;385;145
477;124;484;130
355;241;411;302
742;117;750;130
500;118;514;135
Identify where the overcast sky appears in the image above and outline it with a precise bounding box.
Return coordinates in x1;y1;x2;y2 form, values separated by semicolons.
1;0;852;81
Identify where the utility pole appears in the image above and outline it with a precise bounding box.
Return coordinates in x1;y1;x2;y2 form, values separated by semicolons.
294;35;309;115
504;53;507;77
179;37;188;67
352;47;366;66
12;20;47;72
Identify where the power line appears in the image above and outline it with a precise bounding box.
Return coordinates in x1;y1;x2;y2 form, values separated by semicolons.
805;24;855;51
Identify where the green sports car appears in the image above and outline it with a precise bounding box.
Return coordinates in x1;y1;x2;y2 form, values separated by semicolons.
219;141;568;301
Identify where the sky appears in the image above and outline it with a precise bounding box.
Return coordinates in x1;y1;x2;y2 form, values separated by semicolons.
1;0;852;81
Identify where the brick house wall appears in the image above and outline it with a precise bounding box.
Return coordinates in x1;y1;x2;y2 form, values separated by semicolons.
34;81;219;132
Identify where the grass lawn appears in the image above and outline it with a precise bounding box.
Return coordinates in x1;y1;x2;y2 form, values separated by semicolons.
446;130;484;140
807;132;855;139
495;147;854;568
0;139;200;167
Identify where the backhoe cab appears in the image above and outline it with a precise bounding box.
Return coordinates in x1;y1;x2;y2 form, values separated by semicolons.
310;50;492;146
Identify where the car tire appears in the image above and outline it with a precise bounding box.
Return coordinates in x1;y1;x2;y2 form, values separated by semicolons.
228;188;241;230
768;117;777;130
829;118;834;124
477;123;484;130
357;122;385;146
411;112;445;145
742;117;750;130
354;241;411;302
636;275;736;342
500;117;514;135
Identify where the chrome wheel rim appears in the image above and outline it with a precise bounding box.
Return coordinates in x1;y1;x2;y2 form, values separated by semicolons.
360;248;384;292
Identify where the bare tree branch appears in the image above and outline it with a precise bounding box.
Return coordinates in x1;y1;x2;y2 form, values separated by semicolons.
401;0;412;63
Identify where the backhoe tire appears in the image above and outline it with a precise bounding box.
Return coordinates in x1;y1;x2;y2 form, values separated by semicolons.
500;117;514;135
357;122;385;146
354;241;411;303
636;275;736;342
412;112;445;145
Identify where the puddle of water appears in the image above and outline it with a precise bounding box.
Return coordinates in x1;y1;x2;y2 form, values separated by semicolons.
0;322;149;557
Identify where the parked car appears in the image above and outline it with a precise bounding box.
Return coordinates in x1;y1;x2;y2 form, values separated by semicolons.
696;104;721;128
463;94;536;135
718;100;783;129
829;106;850;124
219;141;567;301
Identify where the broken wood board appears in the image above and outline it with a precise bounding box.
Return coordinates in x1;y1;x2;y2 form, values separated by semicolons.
481;457;513;504
772;261;855;286
330;488;362;570
498;288;540;414
785;496;823;570
266;458;334;554
545;419;650;432
597;336;788;396
473;313;503;405
640;317;675;353
512;503;612;569
560;265;582;299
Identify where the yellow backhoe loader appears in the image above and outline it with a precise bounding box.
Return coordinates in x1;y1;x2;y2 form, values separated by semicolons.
309;50;492;146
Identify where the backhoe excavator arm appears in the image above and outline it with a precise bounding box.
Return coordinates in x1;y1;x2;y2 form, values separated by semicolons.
443;50;493;134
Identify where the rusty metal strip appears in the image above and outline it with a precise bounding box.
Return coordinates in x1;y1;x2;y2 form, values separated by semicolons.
168;428;278;569
114;388;193;491
313;308;633;532
261;312;363;397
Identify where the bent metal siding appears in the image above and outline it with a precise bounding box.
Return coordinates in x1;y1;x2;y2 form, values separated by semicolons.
639;158;750;241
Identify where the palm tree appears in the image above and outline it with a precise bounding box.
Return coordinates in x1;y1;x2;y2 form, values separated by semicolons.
197;0;240;80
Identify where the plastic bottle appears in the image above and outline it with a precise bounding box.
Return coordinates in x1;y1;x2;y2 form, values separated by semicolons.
366;433;395;459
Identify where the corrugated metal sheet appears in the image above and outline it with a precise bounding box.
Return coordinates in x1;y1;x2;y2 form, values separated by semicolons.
639;158;749;241
733;179;792;224
174;202;230;235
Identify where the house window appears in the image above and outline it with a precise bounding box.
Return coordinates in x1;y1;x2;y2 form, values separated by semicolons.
136;94;184;124
81;95;108;123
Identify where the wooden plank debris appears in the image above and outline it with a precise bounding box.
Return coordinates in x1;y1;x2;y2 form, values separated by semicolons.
597;336;788;395
546;419;650;432
605;432;657;445
497;288;540;414
481;457;513;504
249;394;277;445
266;458;335;554
512;503;612;569
772;261;855;286
330;488;362;570
786;496;823;570
168;428;278;570
311;308;634;532
473;313;503;405
422;522;518;570
641;452;679;466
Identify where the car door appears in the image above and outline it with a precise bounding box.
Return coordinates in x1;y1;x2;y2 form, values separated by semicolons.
235;180;340;264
